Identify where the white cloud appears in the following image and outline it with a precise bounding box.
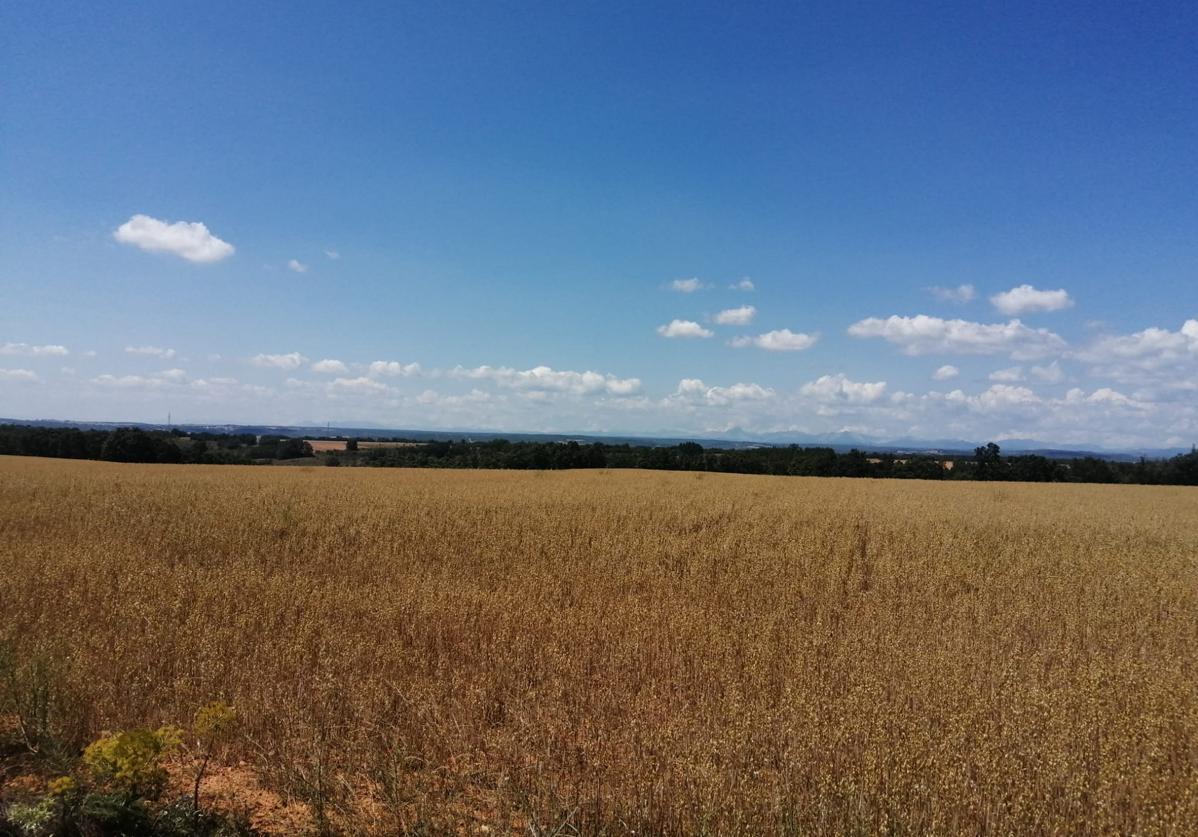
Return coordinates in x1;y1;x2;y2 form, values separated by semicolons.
0;368;38;382
658;320;714;339
731;278;755;291
251;352;309;370
989;366;1024;382
190;377;240;392
674;378;774;405
670;278;705;293
113;214;234;263
799;374;887;404
330;376;392;395
1030;361;1064;383
1076;319;1198;385
975;384;1041;411
287;259;308;273
990;284;1074;315
0;343;69;357
92;368;188;389
311;359;349;375
1085;387;1144;408
158;368;187;382
125;345;176;360
848;314;1066;359
415;388;492;407
368;360;422;377
453;364;641;396
729;329;818;352
713;305;756;326
929;284;976;303
933;364;959;381
324;249;340;260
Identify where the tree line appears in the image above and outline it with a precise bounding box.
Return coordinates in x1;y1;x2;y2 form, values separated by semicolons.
0;425;311;464
0;424;1195;485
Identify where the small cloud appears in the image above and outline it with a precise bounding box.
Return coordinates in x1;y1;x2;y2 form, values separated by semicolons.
0;368;38;382
933;364;960;381
251;352;309;370
729;328;818;352
452;364;640;396
929;284;976;303
324;249;340;260
989;366;1025;382
91;369;188;388
730;277;755;291
113;214;234;263
287;259;308;273
800;373;887;403
158;368;188;382
673;378;774;405
0;343;69;357
713;305;756;326
331;376;392;395
311;358;349;374
990;284;1074;315
670;278;705;293
368;360;422;377
657;319;714;339
848;314;1066;359
125;345;176;360
1030;361;1064;383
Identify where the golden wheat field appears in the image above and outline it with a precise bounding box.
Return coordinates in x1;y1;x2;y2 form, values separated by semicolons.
1;455;1196;835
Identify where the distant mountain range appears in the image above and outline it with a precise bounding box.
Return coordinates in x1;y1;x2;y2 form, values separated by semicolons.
2;417;1191;461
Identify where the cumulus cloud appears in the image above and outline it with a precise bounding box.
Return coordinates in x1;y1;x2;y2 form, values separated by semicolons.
1081;387;1147;409
453;364;641;396
190;376;240;392
799;374;887;403
1030;361;1064;383
731;278;755;291
933;364;959;381
929;284;976;303
368;360;422;377
287;259;308;273
125;345;176;359
1;343;69;357
713;305;756;326
0;368;38;382
311;359;349;374
729;329;818;352
674;379;774;405
113;214;234;263
848;315;1066;360
670;278;705;293
989;366;1024;382
1075;319;1198;384
331;376;392;395
990;284;1074;315
251;352;309;370
974;384;1041;411
658;320;714;339
415;388;492;408
92;368;189;389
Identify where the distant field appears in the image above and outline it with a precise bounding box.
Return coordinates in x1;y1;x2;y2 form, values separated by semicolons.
1;456;1195;834
305;439;426;452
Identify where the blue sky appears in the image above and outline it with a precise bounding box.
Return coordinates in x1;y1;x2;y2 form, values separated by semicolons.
2;1;1196;447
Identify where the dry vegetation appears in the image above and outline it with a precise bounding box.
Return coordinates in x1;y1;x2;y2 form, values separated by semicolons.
1;455;1196;834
